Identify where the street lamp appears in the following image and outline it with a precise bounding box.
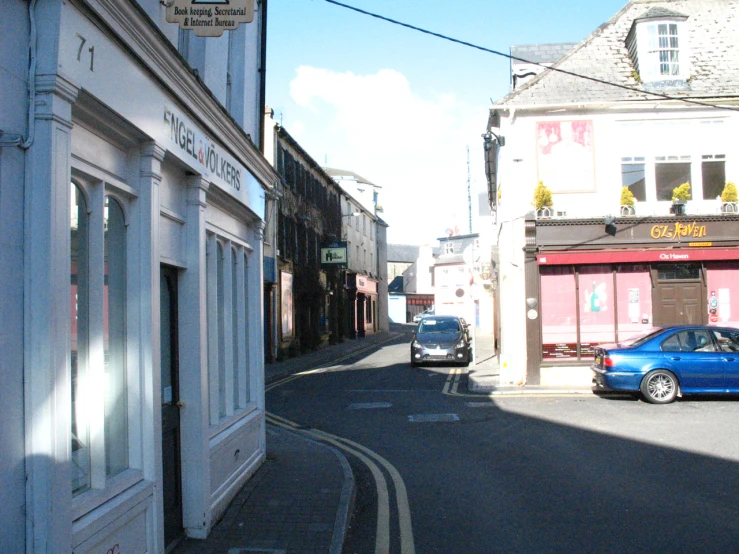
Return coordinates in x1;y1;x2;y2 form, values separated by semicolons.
343;211;361;218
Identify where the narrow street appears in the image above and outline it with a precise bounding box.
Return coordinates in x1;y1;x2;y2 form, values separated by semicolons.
267;337;739;553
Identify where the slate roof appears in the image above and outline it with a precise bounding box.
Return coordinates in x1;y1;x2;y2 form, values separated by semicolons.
510;43;578;65
323;167;380;187
434;253;466;266
635;6;688;20
386;244;440;262
387;244;420;263
496;0;739;107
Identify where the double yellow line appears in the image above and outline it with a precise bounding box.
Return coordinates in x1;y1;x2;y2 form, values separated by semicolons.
266;412;415;554
442;367;468;396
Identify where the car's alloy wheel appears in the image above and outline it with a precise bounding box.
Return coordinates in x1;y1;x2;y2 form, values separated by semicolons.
640;369;678;404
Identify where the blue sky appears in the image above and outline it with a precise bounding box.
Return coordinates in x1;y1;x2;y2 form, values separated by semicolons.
266;0;626;244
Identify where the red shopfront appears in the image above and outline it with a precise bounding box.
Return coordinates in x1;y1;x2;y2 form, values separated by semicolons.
523;215;739;382
346;272;378;338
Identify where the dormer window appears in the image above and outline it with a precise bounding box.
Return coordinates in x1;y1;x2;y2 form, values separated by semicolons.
627;8;689;84
648;23;680;77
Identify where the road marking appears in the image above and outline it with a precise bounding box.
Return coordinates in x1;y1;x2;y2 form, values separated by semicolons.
348;402;393;409
312;429;416;554
407;413;460;423
442;367;467;396
266;413;415;554
308;430;391;554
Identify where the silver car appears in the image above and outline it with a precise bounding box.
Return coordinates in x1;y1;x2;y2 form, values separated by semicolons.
412;308;434;323
411;315;471;367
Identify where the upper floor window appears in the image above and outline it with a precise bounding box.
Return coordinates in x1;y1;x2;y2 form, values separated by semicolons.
627;10;689;84
648;23;680;77
702;155;726;200
655;155;691;201
444;242;454;254
621;157;647;202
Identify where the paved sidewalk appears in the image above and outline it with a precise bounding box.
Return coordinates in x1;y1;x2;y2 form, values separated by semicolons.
173;328;405;554
466;332;592;395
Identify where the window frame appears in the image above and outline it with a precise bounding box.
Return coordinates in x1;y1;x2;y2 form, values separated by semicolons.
205;231;255;432
642;20;687;82
69;170;143;521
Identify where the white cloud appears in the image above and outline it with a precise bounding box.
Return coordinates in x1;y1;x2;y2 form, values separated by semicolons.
286;66;489;244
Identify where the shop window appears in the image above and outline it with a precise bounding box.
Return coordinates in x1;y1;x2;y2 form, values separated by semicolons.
206;233;252;426
104;196;129;476
71;183;90;495
578;266;616;358
657;263;700;280
702;157;726;200
616;265;653;342
621;158;646;201
70;182;133;499
540;266;578;361
706;263;739;328
655;158;691;201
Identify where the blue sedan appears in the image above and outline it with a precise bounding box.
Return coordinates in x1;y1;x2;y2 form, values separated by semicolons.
591;325;739;404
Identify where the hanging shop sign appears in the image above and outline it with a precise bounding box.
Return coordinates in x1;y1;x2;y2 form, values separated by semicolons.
321;243;348;266
166;0;255;37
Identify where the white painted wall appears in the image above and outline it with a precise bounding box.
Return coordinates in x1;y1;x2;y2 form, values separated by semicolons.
1;0;271;550
494;107;739;383
0;2;31;550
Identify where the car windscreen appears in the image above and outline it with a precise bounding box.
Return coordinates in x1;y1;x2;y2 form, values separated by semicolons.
418;319;459;333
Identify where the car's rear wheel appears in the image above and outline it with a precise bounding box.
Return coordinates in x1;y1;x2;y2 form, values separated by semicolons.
640;369;678;404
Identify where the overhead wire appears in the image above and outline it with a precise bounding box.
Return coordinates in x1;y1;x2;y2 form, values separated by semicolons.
323;0;739;113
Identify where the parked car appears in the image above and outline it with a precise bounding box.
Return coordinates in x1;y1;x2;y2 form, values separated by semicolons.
591;325;739;404
458;317;472;341
412;308;434;323
410;315;471;367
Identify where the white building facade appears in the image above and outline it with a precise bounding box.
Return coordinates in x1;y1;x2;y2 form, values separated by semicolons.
1;0;275;552
488;0;739;386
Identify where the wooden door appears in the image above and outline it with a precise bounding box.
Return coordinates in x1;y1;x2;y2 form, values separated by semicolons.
160;266;183;548
653;264;706;326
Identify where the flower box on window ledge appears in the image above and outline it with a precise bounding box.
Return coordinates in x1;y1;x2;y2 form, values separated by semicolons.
670;199;687;216
536;206;553;218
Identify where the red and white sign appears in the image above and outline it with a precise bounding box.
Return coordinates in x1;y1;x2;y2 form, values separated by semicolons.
537;248;739;266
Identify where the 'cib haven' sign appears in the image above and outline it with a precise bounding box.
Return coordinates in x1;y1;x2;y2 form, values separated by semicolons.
166;0;255;37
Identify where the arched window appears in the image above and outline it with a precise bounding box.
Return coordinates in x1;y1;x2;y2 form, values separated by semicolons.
104;195;128;476
71;182;90;495
206;234;253;426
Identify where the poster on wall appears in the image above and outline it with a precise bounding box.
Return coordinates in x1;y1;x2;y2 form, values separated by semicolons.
281;272;293;337
719;288;731;322
536;120;595;193
584;281;608;313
